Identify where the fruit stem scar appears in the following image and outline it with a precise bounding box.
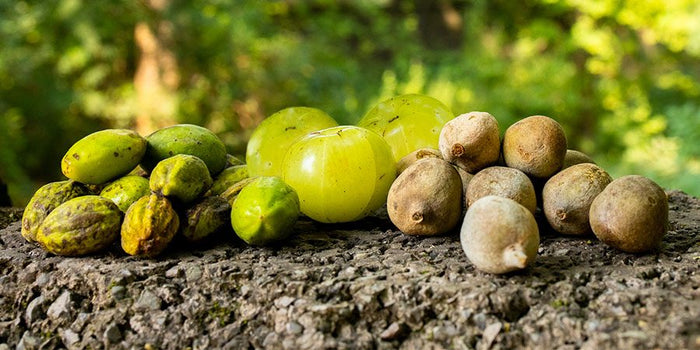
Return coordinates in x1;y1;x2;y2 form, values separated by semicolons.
451;144;465;157
411;212;423;223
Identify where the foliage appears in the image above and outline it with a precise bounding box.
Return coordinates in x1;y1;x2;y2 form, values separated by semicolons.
1;0;699;205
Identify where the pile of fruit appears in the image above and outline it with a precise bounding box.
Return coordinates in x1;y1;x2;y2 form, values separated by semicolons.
20;94;669;274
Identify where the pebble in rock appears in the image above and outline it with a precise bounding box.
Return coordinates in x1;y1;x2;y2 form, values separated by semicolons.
61;329;80;347
104;323;122;344
111;286;127;300
25;295;45;325
47;291;74;321
134;290;162;311
17;331;39;350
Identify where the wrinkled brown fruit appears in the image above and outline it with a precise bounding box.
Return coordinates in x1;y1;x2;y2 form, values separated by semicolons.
502;115;567;178
438;112;500;173
466;166;537;214
387;158;462;236
396;148;442;174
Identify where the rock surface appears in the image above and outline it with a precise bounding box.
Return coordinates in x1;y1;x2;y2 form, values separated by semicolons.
0;191;698;349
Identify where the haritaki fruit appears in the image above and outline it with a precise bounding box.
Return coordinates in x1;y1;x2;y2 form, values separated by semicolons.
209;165;249;195
589;175;668;253
21;180;90;243
461;196;539;274
180;195;231;242
231;177;300;246
149;154;213;203
439;111;501;173
396;148;442;174
36;196;122;256
121;193;179;257
542;163;612;235
61;129;147;184
466;166;537;214
142;124;228;175
387;158;462;235
99;175;150;212
502;115;567;178
562;149;595;169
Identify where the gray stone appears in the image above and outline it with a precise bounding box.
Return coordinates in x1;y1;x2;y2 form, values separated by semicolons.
104;323;122;344
47;291;74;321
0;343;9;350
62;329;80;347
25;295;45;325
481;322;502;350
111;285;127;300
134;290;162;311
165;266;182;278
380;322;405;340
286;321;303;335
17;331;39;350
185;265;203;282
34;273;50;287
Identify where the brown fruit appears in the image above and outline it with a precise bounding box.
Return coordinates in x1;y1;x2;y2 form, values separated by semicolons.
542;163;612;235
461;196;539;274
502;115;567;178
121;193;180;257
562;149;595;169
438;112;500;173
396;148;442;174
589;175;668;253
387;158;462;235
466;166;537;214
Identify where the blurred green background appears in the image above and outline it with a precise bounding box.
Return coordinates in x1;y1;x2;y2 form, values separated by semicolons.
1;0;699;206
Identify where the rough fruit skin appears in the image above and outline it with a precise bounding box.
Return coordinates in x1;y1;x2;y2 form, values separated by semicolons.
466;166;537;214
210;165;249;195
99;175;150;212
35;196;122;256
141;124;228;175
461;196;539;274
61;129;147;184
543;163;612;235
21;180;90;243
181;195;231;242
387;158;462;236
246;107;338;177
231;177;300;246
439;111;500;173
589;175;668;253
502;115;567;178
396;148;442;174
121;193;179;257
149;154;213;203
358;94;454;161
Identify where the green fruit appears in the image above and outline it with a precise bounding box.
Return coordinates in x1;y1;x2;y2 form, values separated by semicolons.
142;124;227;175
61;129;147;184
282;125;397;223
231;177;300;246
100;175;151;212
226;154;245;167
246;107;338;177
358;94;454;161
210;165;249;195
21;180;90;243
219;177;259;204
36;196;122;256
181;195;231;242
121;193;179;257
149;154;213;203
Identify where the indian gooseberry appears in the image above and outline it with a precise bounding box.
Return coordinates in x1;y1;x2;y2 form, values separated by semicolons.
502;115;567;178
589;175;668;253
461;196;539;274
562;149;595;169
396;147;442;174
387;158;462;236
542;163;612;235
439;111;500;173
465;166;537;214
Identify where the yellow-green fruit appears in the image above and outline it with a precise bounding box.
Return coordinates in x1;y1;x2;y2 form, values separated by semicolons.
21;180;90;243
220;177;259;204
61;129;147;184
226;154;245;167
210;165;249;195
121;193;179;257
231;177;300;246
36;196;122;256
246;107;338;177
141;124;227;175
181;196;231;242
149;154;213;203
100;175;151;212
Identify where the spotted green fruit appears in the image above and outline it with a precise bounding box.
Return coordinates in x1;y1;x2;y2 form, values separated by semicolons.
121;193;179;257
100;175;150;212
142;124;227;175
149;154;213;203
210;165;249;195
231;177;300;246
246;107;338;177
181;196;231;242
61;129;147;184
21;180;90;243
36;196;122;256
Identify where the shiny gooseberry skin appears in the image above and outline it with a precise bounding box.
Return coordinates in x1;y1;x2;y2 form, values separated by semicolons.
282;125;396;223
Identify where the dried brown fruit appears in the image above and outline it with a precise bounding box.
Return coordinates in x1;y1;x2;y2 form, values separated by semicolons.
466;166;537;214
439;111;500;173
502;115;567;178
